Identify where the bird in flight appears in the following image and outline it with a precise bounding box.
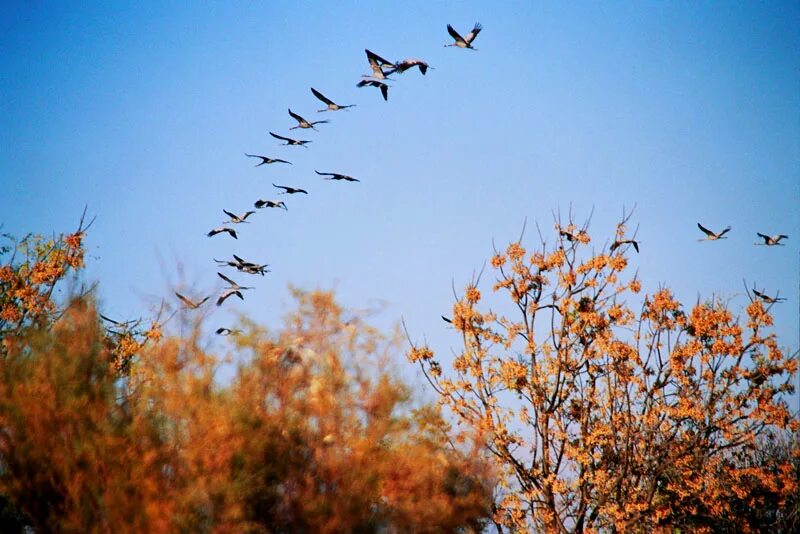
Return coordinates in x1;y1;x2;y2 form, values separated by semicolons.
315;170;360;182
311;88;355;112
217;271;253;290
288;108;328;130
394;58;432;75
611;239;640;253
357;79;389;101
254;199;288;210
446;23;482;50
364;49;397;80
270;132;311;147
756;233;788;246
215;254;270;276
697;223;731;241
245;153;292;166
273;183;308;195
207;227;238;239
216;327;243;336
217;288;244;307
175;292;210;309
752;289;786;304
223;209;256;224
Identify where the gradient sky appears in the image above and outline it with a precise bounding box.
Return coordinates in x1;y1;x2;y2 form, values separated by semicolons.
2;2;798;395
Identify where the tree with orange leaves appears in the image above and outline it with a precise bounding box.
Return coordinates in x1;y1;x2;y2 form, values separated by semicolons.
409;214;798;532
0;221;492;532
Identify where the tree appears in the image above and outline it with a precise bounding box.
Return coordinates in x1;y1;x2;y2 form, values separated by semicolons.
0;222;493;532
408;215;798;532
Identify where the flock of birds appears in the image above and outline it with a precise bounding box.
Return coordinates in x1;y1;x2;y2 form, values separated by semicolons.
172;23;484;335
165;20;789;336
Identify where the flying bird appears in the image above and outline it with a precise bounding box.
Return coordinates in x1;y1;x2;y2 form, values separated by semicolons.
315;170;360;182
364;49;397;79
697;223;731;241
752;289;786;304
217;272;253;291
611;239;640;253
245;153;292;166
310;88;355;112
394;58;431;75
446;23;482;50
223;209;255;224
273;183;308;195
357;79;389;101
215;255;270;276
269;132;311;147
288;108;328;130
217;288;244;307
175;292;210;309
207;227;238;239
216;327;243;336
756;233;788;246
254;199;288;210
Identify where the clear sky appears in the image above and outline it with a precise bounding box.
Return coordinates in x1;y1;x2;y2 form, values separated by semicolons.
2;2;798;394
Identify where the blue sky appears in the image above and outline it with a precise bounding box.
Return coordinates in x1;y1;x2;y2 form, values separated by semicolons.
1;2;798;394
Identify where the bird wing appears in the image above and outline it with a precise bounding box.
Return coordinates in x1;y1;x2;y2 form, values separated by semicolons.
757;232;769;241
366;49;392;66
311;87;334;106
380;84;388;100
274;158;291;164
356;80;370;88
697;223;714;236
447;24;465;43
465;22;482;44
226;228;238;239
273;183;289;191
223;209;236;219
175;292;195;307
99;313;121;325
270;132;291;142
233;254;247;264
298;188;309;194
245;153;263;160
217;272;237;286
752;289;766;299
632;241;640;253
242;211;255;220
288;108;305;124
315;170;333;177
718;226;731;237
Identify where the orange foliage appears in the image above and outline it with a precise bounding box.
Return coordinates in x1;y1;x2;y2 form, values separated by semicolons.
0;223;492;531
409;216;799;532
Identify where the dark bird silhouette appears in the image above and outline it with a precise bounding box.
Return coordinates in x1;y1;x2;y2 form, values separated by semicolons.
441;315;452;324
611;239;640;253
753;289;786;304
446;23;482;50
207;227;238;239
223;209;255;224
254;199;288;210
357;79;389;101
364;49;397;79
217;272;253;291
756;233;788;246
395;58;432;75
288;108;328;130
697;223;731;241
245;153;292;166
311;88;355;112
175;292;210;309
215;255;270;276
273;183;308;195
216;327;242;336
316;170;360;182
217;288;244;307
270;132;311;147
